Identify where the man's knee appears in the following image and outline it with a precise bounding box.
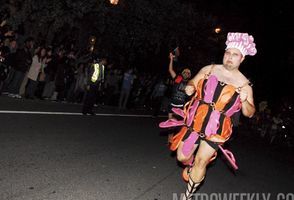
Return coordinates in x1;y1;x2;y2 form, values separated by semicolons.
177;152;189;162
194;156;209;169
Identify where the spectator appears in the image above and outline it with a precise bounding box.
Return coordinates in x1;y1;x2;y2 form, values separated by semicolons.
118;68;136;109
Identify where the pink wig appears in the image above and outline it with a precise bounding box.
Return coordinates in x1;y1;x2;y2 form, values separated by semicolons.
225;32;257;56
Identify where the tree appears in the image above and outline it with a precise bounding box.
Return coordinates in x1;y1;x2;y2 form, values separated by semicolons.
2;0;220;71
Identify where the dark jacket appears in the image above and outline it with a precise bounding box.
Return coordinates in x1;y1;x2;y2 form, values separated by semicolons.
12;48;32;73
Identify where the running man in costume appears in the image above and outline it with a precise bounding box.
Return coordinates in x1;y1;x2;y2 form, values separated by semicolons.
160;32;257;199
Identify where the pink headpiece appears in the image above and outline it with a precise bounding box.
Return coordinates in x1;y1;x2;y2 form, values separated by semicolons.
225;32;257;56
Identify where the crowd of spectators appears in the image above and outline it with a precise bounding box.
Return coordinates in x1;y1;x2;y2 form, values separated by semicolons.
0;22;177;115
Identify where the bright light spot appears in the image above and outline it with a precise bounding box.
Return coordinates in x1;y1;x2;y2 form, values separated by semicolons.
89;36;96;45
215;27;221;33
109;0;119;5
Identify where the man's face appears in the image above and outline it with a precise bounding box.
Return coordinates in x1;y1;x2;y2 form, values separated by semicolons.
182;69;191;80
10;41;17;49
26;40;34;49
223;48;244;70
40;48;47;57
100;59;107;66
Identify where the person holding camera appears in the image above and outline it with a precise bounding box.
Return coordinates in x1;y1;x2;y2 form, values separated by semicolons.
167;48;192;145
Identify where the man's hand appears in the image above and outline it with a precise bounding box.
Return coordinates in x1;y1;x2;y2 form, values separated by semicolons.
169;52;175;61
240;90;248;103
0;20;7;27
45;57;52;63
4;30;14;36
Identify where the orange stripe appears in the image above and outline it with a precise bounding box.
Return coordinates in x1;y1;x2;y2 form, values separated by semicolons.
220;116;232;140
193;104;209;132
215;85;236;111
170;126;188;151
196;79;205;99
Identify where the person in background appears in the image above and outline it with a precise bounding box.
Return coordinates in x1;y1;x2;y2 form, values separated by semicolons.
150;77;168;117
118;68;136;110
82;57;107;115
25;47;47;99
7;37;34;98
167;48;192;145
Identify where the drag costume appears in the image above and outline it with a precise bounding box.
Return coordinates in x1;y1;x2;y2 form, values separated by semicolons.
160;32;257;200
160;65;243;170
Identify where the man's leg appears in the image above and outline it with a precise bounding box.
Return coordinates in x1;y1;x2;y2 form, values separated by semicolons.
182;140;216;200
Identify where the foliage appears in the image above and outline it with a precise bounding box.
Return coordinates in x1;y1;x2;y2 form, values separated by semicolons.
1;0;222;69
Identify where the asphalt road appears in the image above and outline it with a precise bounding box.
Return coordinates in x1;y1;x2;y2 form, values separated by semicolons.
0;96;293;200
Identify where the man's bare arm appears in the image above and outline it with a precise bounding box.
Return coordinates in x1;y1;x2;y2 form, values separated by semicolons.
168;53;176;79
240;85;256;118
185;65;212;96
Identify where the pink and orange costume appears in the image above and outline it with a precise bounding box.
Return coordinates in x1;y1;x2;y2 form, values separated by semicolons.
160;68;242;170
159;32;257;171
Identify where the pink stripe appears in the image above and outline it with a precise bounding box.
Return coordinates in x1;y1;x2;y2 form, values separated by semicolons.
182;132;199;157
203;75;218;103
218;145;238;170
159;119;184;128
225;97;241;117
186;100;199;127
172;107;185;118
205;110;220;137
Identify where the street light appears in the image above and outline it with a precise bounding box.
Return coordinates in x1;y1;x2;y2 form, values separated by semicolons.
215;27;221;34
89;36;96;52
89;36;96;45
109;0;119;5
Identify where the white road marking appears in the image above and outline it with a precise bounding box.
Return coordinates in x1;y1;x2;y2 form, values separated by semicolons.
0;110;164;118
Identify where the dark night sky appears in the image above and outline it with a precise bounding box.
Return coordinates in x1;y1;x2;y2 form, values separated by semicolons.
193;0;293;105
154;0;293;105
